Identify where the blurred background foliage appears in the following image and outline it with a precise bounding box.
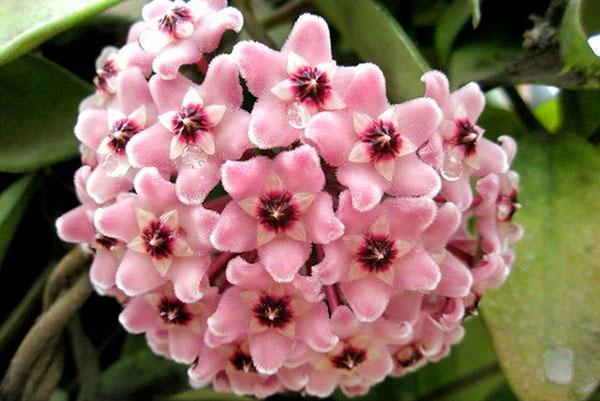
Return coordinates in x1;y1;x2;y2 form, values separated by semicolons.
0;0;598;400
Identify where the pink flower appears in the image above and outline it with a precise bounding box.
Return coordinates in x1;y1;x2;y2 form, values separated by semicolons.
119;284;218;363
314;191;439;322
306;63;442;211
138;0;243;79
205;257;338;375
233;14;356;148
127;55;251;205
420;71;508;210
211;144;344;282
94;167;218;301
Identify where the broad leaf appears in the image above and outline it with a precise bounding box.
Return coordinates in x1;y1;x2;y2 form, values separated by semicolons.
0;174;37;269
0;54;90;172
558;0;600;90
0;0;123;66
311;0;430;102
468;0;481;28
435;0;473;64
482;133;600;401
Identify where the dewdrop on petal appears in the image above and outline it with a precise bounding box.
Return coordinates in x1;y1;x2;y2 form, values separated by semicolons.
56;3;522;398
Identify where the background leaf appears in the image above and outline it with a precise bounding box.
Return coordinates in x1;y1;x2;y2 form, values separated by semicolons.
0;54;90;172
310;0;429;101
481;133;600;401
0;174;37;268
0;0;123;65
468;0;481;28
434;0;473;64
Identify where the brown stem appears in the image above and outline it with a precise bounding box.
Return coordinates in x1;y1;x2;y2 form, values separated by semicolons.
0;273;92;401
208;252;236;281
203;195;232;213
43;247;89;309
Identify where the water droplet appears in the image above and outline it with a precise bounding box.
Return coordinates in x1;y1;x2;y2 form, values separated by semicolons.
286;101;311;129
103;153;129;177
177;145;206;169
441;148;463;181
543;347;574;385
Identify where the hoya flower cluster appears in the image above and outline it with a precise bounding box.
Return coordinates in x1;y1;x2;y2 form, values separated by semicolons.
56;1;522;398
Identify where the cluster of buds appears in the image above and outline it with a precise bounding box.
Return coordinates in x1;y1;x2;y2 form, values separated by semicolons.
56;1;522;398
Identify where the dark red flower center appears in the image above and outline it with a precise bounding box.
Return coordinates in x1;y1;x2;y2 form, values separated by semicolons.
290;66;331;107
141;220;175;259
395;344;422;368
158;297;191;325
356;233;398;272
331;345;367;370
108;118;142;154
230;349;256;373
496;192;519;222
172;104;209;142
361;120;402;161
94;233;118;250
93;59;118;93
253;293;293;329
452;118;478;156
257;190;298;232
158;6;192;35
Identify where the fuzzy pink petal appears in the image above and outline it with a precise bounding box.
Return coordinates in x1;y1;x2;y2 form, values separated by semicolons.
277;366;310;391
306;370;340;397
213;109;251;161
386;291;423;323
394;248;441;291
94;197;138;242
331;305;362;339
275;145;325;193
343;63;388;116
119;42;154;77
249;96;302;148
384;196;437;239
176;161;221;205
179;206;220;252
134;167;178;210
115;67;154;116
194;6;243;52
249;330;292;375
421;70;452;117
90;250;119;292
357;348;394;382
188;346;225;384
166;256;209;303
475;138;509;176
421;202;461;251
207;290;250;337
55;206;93;243
116;251;165;296
153;39;204;80
450;82;485;122
303;192;345;244
258;237;311;282
337;164;388;212
387;153;441;198
221;156;270;199
436;253;473;297
149;74;191;113
313;241;352;285
210;203;257;252
86;166;132;205
118;296;161;333
169;325;203;363
498;135;517;164
304;111;355;166
440;173;472;211
296;303;338;352
341;275;391;322
199;54;243;107
225;257;273;288
282;14;332;64
74;109;108;150
394;97;442;147
233;41;285;96
127;124;172;170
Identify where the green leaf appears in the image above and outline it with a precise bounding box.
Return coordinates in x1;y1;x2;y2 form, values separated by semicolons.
434;0;473;64
534;97;562;134
0;174;37;268
96;349;188;401
310;0;430;102
157;389;253;401
482;133;600;401
559;90;600;139
558;0;600;89
468;0;481;28
334;317;502;401
0;0;123;66
0;54;90;172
